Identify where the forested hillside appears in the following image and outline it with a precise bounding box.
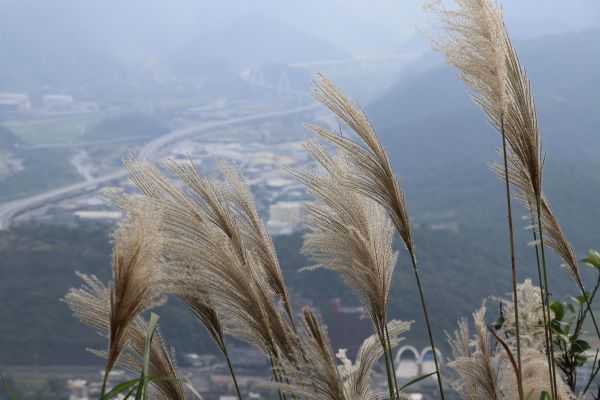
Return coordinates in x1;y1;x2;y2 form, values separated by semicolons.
0;221;592;365
366;29;600;251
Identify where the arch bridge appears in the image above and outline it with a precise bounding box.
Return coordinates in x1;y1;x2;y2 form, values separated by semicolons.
394;346;444;381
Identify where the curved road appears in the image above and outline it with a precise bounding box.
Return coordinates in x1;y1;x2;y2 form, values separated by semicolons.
0;103;318;229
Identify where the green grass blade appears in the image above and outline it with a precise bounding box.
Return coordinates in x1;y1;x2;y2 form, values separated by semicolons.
135;312;160;400
184;379;205;399
0;370;17;400
123;383;141;400
99;378;140;400
398;372;437;391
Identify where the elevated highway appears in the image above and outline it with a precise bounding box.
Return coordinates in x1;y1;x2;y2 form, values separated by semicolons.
0;103;318;229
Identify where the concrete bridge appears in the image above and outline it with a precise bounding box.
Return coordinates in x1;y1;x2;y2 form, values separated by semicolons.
242;66;309;103
394;346;444;381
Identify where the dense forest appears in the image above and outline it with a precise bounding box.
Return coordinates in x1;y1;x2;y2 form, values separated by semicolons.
0;220;592;365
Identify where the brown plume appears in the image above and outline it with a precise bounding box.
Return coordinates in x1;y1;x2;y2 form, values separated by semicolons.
98;205;164;385
119;157;300;364
64;274;185;400
287;139;398;347
308;74;414;256
270;308;411;400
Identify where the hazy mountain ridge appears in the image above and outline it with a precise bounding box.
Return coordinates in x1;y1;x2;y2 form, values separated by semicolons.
369;29;600;163
365;29;600;252
174;14;351;71
0;2;350;97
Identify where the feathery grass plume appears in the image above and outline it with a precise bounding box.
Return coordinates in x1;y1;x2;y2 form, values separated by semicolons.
492;288;575;400
163;159;299;365
287;140;400;395
498;347;576;400
449;296;575;399
116;158;302;399
121;158;300;367
447;302;500;400
492;284;576;399
309;73;445;399
100;205;164;394
270;308;412;400
491;279;547;347
425;0;508;119
427;1;551;395
425;0;531;389
493;154;600;338
427;0;543;199
63;274;186;400
308;75;414;254
309;75;412;254
111;159;228;351
160;261;226;352
446;318;478;400
289;140;397;345
218;160;295;328
163;159;247;261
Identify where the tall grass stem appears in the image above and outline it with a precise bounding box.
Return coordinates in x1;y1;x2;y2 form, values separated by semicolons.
530;216;556;397
500;121;522;397
385;323;399;396
536;201;559;399
223;344;243;400
409;253;445;400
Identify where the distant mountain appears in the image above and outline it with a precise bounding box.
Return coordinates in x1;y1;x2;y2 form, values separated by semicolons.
0;1;131;94
364;29;600;253
173;15;351;72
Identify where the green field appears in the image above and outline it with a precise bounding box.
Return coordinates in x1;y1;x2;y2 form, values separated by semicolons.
4;114;103;145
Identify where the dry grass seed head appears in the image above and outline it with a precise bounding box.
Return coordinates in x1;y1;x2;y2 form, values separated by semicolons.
120;158;301;362
448;302;499;400
105;205;164;378
288;140;398;345
429;0;543;200
271;309;411;400
491;153;580;283
63;274;185;400
426;0;508;118
309;75;414;255
217;159;293;321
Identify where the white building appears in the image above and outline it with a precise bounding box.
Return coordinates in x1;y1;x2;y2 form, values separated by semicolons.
74;210;122;221
0;92;30;110
267;201;303;234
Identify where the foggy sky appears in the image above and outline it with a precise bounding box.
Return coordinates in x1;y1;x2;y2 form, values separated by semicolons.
1;0;598;57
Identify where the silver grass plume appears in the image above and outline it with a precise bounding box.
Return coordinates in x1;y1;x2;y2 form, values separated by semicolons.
161;159;299;365
491;279;547;347
447;302;500;400
103;204;164;389
492;286;575;400
218;160;295;327
498;347;575;400
427;0;543;200
308;74;445;399
426;0;508;119
309;74;413;256
448;300;574;399
108;159;228;352
428;1;545;394
119;158;300;365
270;308;411;400
491;156;580;283
287;140;398;347
63;274;185;400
